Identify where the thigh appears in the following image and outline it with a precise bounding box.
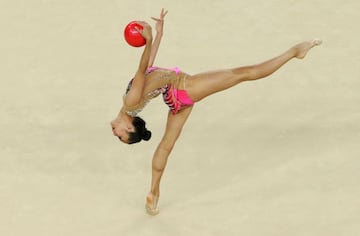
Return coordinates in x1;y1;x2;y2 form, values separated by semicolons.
187;67;250;102
160;106;193;149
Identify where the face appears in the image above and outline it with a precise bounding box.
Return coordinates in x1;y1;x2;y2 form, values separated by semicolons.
110;119;135;144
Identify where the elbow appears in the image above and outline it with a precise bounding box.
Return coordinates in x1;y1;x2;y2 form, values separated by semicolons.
135;70;146;78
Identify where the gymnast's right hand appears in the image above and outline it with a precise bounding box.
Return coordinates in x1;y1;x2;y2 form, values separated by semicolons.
135;21;153;41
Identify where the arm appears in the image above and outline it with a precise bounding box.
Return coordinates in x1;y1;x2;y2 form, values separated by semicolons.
123;22;153;108
148;8;168;68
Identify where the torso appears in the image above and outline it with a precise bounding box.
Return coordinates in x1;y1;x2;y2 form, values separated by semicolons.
123;67;192;116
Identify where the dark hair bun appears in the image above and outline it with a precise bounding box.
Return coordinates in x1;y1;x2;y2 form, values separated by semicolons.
129;116;152;144
142;130;152;141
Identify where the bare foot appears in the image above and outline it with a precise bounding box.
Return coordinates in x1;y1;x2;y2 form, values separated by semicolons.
294;39;322;59
145;193;159;216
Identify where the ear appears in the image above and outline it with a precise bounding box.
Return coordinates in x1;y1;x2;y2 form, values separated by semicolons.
126;125;135;132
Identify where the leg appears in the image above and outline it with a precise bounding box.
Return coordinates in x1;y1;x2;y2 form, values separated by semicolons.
187;39;322;102
146;106;193;215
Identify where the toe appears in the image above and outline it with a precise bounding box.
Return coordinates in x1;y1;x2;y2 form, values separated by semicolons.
313;39;322;46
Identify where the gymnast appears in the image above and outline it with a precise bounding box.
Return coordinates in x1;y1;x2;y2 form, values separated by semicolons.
110;9;321;215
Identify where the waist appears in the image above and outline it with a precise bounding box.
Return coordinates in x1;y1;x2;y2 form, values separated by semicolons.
162;85;194;114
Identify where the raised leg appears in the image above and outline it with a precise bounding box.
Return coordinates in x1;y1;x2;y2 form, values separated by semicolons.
187;39;322;102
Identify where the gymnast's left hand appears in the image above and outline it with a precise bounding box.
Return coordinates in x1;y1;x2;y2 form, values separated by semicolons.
151;8;168;35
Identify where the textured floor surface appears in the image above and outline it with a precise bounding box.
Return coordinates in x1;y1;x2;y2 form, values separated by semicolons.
1;0;359;235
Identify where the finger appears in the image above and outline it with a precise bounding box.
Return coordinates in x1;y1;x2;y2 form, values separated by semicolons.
135;21;148;26
134;27;143;34
151;17;160;22
162;10;168;17
134;21;144;27
160;8;168;18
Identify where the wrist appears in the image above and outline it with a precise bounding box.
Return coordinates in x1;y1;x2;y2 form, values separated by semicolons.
146;37;153;45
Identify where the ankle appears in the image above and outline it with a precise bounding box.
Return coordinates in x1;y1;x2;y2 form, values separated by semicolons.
149;188;160;196
148;191;159;198
288;47;297;58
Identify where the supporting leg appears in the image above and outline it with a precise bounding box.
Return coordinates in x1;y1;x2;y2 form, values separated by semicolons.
145;106;193;216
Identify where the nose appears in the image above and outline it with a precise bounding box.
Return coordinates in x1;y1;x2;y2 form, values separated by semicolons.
112;128;117;136
111;123;116;134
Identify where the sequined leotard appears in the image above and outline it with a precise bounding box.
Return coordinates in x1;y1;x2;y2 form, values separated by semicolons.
123;67;194;117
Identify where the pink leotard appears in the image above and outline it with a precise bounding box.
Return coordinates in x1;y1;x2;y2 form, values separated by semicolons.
124;67;194;116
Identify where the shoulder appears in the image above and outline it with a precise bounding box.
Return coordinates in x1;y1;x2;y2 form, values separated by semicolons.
123;98;146;117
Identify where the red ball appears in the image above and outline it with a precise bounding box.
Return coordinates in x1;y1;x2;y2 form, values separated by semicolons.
124;21;146;47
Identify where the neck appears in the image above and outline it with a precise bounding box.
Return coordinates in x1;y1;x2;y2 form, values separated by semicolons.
117;107;133;123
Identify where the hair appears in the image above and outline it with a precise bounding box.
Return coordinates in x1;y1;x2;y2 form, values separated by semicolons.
128;116;152;144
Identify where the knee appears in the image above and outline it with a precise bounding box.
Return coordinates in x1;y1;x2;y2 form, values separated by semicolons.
247;65;260;80
152;164;165;173
159;137;177;154
232;66;258;82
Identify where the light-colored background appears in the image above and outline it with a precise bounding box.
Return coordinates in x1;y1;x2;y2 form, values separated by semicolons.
1;0;359;235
